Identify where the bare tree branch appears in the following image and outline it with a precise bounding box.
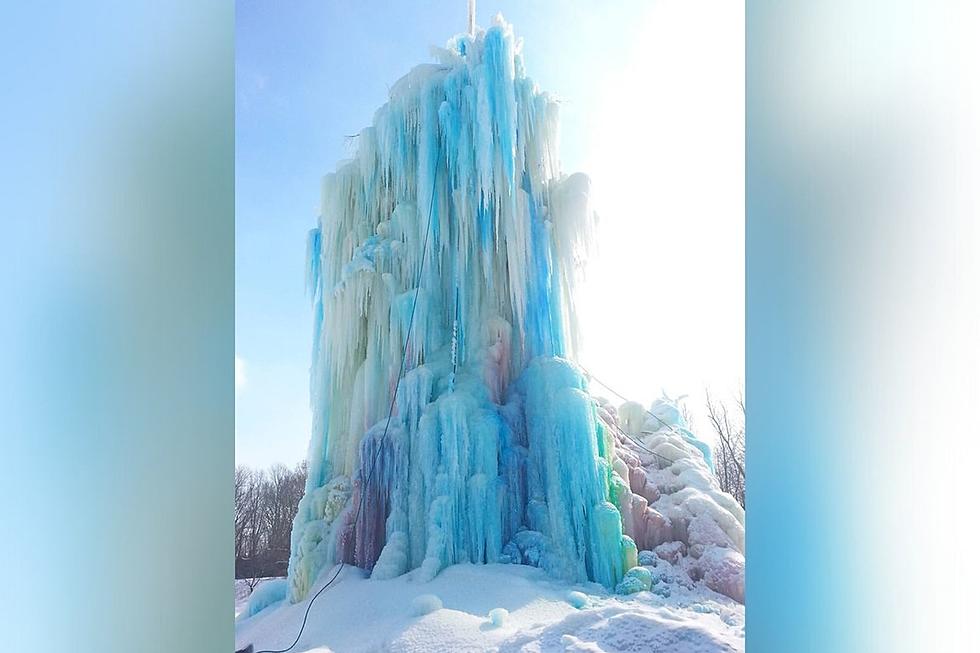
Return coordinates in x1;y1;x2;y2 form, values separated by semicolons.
707;388;745;508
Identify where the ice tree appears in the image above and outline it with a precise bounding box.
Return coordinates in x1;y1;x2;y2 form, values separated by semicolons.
287;17;744;604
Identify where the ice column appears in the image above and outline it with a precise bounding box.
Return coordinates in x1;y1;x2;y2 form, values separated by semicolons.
286;17;642;602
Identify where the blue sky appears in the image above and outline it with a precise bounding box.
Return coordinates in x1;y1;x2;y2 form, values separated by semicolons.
236;0;743;468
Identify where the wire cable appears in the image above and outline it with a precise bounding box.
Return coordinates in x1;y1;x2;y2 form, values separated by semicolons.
581;365;689;439
581;365;699;469
599;413;676;469
252;173;439;653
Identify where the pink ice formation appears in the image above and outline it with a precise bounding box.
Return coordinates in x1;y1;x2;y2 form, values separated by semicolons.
287;16;744;606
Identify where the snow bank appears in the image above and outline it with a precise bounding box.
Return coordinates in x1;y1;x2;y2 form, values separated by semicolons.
242;578;287;619
411;594;443;616
496;604;742;653
236;563;743;653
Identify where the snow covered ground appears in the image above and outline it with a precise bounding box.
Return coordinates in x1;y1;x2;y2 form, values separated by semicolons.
235;562;743;652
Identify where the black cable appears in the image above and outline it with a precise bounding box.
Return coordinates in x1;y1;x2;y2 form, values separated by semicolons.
252;173;439;653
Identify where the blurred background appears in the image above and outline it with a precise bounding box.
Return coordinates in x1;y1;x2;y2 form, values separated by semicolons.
2;1;978;652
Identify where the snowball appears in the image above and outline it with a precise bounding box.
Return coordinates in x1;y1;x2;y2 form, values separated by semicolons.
244;579;287;618
487;608;509;627
411;594;443;616
566;591;591;609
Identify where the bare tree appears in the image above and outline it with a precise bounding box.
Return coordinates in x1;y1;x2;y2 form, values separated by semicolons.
680;400;697;430
235;461;308;580
706;388;745;508
235;466;264;560
261;463;306;555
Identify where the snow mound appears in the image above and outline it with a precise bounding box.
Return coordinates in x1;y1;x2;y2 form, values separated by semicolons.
236;563;743;653
496;605;742;653
242;578;287;619
412;594;443;616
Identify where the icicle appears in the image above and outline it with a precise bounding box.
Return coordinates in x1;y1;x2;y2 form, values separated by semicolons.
287;17;739;601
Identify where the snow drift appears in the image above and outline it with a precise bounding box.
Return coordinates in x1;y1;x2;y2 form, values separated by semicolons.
287;16;744;607
237;563;745;653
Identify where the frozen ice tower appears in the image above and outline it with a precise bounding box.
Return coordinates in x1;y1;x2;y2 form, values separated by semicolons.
287;16;745;605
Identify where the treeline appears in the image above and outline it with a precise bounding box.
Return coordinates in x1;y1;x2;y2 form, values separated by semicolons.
235;461;307;580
